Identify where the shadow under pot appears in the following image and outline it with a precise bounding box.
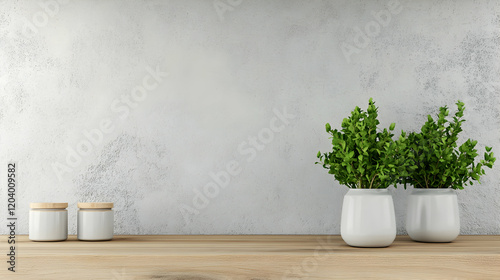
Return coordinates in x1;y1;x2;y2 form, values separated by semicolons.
341;189;396;247
77;202;114;241
29;202;68;241
406;189;460;242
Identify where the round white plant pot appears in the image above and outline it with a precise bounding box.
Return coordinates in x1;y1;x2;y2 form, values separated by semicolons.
406;188;460;242
340;189;396;247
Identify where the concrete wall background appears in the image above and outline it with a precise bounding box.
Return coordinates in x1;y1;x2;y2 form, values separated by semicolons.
1;0;499;235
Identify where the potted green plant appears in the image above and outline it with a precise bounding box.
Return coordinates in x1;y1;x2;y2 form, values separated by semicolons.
316;98;412;247
400;101;496;242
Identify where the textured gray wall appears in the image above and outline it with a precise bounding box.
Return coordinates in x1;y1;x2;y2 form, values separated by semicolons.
1;0;499;235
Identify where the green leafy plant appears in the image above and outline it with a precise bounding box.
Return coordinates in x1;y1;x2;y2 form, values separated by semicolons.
316;98;413;189
398;100;496;189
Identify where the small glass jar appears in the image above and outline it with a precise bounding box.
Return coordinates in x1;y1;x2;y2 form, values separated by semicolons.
29;203;68;241
77;202;114;241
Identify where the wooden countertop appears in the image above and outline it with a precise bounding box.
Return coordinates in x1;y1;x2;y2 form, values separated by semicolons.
0;235;499;279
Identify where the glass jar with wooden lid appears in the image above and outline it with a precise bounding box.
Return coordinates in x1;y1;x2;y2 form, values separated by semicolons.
29;202;68;241
77;202;114;241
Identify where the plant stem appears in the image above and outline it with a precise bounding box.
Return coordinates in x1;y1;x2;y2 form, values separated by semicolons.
369;173;378;189
431;159;440;188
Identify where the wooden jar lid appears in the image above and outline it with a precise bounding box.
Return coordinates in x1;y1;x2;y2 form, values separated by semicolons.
78;202;114;209
30;202;68;209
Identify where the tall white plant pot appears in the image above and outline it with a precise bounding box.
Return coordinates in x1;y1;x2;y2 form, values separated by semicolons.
406;189;460;242
341;189;396;247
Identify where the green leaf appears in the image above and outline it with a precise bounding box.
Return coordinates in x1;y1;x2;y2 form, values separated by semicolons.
395;100;495;190
325;123;331;132
316;99;495;190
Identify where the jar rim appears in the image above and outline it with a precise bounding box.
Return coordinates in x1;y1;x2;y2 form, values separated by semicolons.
78;202;114;209
411;188;455;191
348;188;389;191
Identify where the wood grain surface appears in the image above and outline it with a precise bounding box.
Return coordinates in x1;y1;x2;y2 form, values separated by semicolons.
77;202;114;209
0;235;499;279
29;203;68;209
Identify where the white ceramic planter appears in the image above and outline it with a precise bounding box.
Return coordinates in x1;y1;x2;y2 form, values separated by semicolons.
29;203;68;242
77;202;114;241
406;188;460;242
341;189;396;247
